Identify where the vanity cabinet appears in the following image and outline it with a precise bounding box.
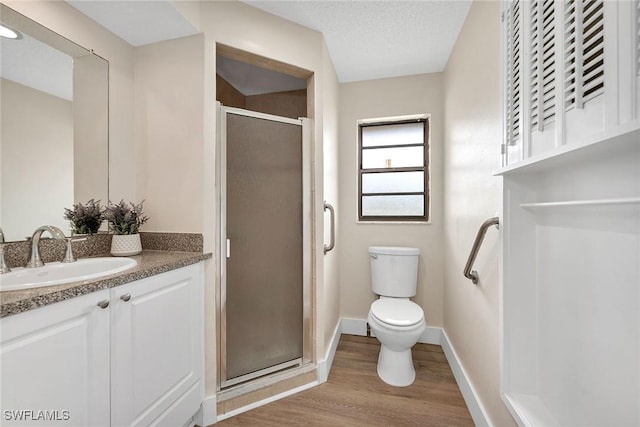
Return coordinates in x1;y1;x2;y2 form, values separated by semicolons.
110;264;204;427
0;263;204;427
1;289;111;426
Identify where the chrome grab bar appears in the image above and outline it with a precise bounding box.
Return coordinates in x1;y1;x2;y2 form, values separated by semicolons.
324;201;335;255
464;217;499;285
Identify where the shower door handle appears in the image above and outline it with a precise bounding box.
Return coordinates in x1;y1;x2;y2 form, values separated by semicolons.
324;201;335;255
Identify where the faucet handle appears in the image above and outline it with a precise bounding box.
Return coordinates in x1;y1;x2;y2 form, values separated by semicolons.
0;244;11;274
62;236;86;263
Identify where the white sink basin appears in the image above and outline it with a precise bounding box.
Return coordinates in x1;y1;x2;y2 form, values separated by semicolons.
0;257;137;291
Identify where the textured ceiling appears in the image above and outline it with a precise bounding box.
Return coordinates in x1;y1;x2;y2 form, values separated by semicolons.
67;0;198;47
242;0;472;82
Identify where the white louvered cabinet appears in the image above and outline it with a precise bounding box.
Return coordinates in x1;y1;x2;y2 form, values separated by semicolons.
502;0;640;167
499;2;640;426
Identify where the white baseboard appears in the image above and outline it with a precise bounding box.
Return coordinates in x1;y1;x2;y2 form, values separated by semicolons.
340;317;368;335
338;316;443;345
199;395;217;426
440;330;492;427
317;320;341;383
419;325;443;345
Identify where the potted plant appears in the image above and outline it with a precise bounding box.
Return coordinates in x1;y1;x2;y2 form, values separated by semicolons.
103;199;149;256
63;199;103;235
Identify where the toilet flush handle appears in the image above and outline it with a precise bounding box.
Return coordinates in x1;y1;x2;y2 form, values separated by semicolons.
370;254;378;259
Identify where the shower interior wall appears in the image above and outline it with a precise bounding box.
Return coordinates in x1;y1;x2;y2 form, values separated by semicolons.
216;74;307;119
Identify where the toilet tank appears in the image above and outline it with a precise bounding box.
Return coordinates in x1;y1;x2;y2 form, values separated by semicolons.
369;246;420;297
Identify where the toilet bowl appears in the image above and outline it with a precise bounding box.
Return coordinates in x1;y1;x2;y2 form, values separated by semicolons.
368;297;426;387
368;246;425;387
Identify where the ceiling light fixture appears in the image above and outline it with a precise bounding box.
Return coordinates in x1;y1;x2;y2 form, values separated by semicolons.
0;24;20;39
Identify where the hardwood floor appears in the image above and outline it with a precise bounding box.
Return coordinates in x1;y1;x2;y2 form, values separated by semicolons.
215;335;474;426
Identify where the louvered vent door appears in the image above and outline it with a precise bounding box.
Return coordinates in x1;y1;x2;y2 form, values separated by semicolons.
503;0;639;168
563;0;606;142
504;0;524;165
636;0;640;118
635;0;640;76
564;0;605;109
529;0;558;155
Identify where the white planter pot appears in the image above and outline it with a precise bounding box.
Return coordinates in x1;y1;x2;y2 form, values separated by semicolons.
111;234;142;256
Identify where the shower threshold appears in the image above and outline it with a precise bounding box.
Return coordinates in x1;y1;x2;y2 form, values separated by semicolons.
221;358;303;390
217;362;316;412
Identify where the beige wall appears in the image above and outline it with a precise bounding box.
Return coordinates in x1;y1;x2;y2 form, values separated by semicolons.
338;73;445;327
133;35;204;234
321;40;341;354
443;1;515;425
1;78;73;239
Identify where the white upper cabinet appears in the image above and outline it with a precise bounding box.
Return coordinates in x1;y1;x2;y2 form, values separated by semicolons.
502;0;640;168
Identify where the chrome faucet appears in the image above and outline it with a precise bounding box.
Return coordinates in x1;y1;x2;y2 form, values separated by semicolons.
0;226;9;273
26;225;67;268
0;226;10;273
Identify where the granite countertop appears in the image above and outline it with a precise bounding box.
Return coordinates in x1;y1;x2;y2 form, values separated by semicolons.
1;250;212;318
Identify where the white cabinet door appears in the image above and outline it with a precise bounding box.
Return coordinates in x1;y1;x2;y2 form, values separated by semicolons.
0;290;111;427
502;0;640;168
110;264;203;427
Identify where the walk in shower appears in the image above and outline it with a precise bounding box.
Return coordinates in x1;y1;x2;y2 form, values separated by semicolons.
217;105;312;389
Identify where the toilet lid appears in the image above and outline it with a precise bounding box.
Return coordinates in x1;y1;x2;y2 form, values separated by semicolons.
370;299;424;327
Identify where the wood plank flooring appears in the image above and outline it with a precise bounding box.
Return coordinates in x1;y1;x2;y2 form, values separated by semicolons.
215;335;474;426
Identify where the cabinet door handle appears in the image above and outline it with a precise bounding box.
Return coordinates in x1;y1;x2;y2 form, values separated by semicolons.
120;294;132;302
97;300;110;309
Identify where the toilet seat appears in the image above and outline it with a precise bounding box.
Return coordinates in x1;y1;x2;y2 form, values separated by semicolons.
370;298;424;328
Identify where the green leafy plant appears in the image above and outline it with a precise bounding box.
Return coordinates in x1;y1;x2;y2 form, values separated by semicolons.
63;199;103;235
103;200;149;235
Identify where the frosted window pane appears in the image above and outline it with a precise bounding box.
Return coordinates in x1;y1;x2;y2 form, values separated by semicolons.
362;195;424;216
362;146;424;169
362;122;424;147
362;172;423;193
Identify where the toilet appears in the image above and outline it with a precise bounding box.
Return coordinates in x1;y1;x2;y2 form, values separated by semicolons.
367;246;426;387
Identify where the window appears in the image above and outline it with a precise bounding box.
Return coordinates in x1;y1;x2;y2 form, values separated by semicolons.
358;117;429;222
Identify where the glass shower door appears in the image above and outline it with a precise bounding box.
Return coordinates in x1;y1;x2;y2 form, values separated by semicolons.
220;108;305;388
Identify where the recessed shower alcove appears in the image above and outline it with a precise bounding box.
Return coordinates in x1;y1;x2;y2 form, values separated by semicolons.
214;44;315;414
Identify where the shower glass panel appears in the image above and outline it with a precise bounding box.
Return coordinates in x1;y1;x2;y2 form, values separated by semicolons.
222;110;304;387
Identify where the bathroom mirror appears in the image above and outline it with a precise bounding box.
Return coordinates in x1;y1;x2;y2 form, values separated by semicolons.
0;4;108;242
